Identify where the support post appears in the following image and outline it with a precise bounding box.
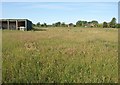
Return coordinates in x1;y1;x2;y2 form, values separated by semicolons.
7;20;9;30
25;20;27;31
16;20;18;30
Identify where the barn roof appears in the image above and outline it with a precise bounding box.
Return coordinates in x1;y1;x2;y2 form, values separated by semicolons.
0;19;32;22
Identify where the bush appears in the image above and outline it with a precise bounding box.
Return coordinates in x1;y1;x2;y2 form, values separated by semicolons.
116;24;120;28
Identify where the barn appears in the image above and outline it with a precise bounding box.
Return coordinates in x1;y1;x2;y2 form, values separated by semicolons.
0;19;32;31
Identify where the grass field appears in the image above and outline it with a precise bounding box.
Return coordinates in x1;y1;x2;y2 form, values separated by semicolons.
2;27;118;83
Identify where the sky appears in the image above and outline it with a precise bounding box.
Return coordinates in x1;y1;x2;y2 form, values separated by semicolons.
1;2;118;24
1;0;120;2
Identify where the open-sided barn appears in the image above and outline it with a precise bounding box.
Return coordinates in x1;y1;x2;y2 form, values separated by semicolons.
0;19;32;31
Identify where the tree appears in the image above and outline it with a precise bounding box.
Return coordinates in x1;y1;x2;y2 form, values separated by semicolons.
82;21;87;27
32;24;36;27
68;23;74;27
98;23;103;28
76;20;88;27
43;23;47;27
61;22;66;27
41;24;44;27
91;20;98;27
52;23;55;27
36;22;40;27
109;17;116;28
76;20;82;27
41;23;47;27
103;22;108;28
54;22;61;27
116;24;120;28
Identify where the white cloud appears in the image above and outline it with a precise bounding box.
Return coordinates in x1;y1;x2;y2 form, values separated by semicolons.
22;3;79;11
29;4;65;9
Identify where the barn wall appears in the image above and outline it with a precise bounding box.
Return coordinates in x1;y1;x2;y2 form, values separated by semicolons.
27;20;32;30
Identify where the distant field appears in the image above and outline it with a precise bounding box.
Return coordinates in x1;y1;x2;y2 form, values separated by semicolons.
2;27;118;83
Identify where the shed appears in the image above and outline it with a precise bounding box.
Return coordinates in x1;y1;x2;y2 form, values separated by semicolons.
0;19;32;31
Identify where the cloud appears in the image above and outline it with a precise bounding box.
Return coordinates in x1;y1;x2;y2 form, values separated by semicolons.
30;4;65;10
21;2;117;11
22;2;81;11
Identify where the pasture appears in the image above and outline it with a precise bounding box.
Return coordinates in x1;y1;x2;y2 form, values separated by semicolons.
2;27;118;83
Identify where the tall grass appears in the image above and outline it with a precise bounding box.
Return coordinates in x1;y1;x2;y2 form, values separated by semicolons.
2;28;118;83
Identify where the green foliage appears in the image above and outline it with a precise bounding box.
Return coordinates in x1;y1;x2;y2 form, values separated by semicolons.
36;22;41;27
38;23;47;27
2;28;118;83
43;23;47;27
76;20;84;27
76;20;99;28
34;17;118;28
98;23;103;28
91;20;98;27
61;22;66;27
103;22;108;28
109;17;116;28
54;22;61;27
68;23;74;27
116;24;120;28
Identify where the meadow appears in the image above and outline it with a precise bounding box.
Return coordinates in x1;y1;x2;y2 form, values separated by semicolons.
2;27;118;83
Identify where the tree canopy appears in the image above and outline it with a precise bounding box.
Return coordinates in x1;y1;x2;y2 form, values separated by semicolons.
33;17;118;28
103;22;108;28
109;17;116;28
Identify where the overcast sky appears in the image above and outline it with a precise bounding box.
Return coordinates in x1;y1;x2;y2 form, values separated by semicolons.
1;2;119;24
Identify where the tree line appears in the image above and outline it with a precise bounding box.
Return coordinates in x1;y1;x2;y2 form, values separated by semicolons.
33;17;120;28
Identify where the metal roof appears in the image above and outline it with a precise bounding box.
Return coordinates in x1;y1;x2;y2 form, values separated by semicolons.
0;19;32;22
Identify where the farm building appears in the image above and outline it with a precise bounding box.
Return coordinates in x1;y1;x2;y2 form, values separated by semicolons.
0;19;32;31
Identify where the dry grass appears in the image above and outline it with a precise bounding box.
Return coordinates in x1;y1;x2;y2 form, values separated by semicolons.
2;28;118;83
